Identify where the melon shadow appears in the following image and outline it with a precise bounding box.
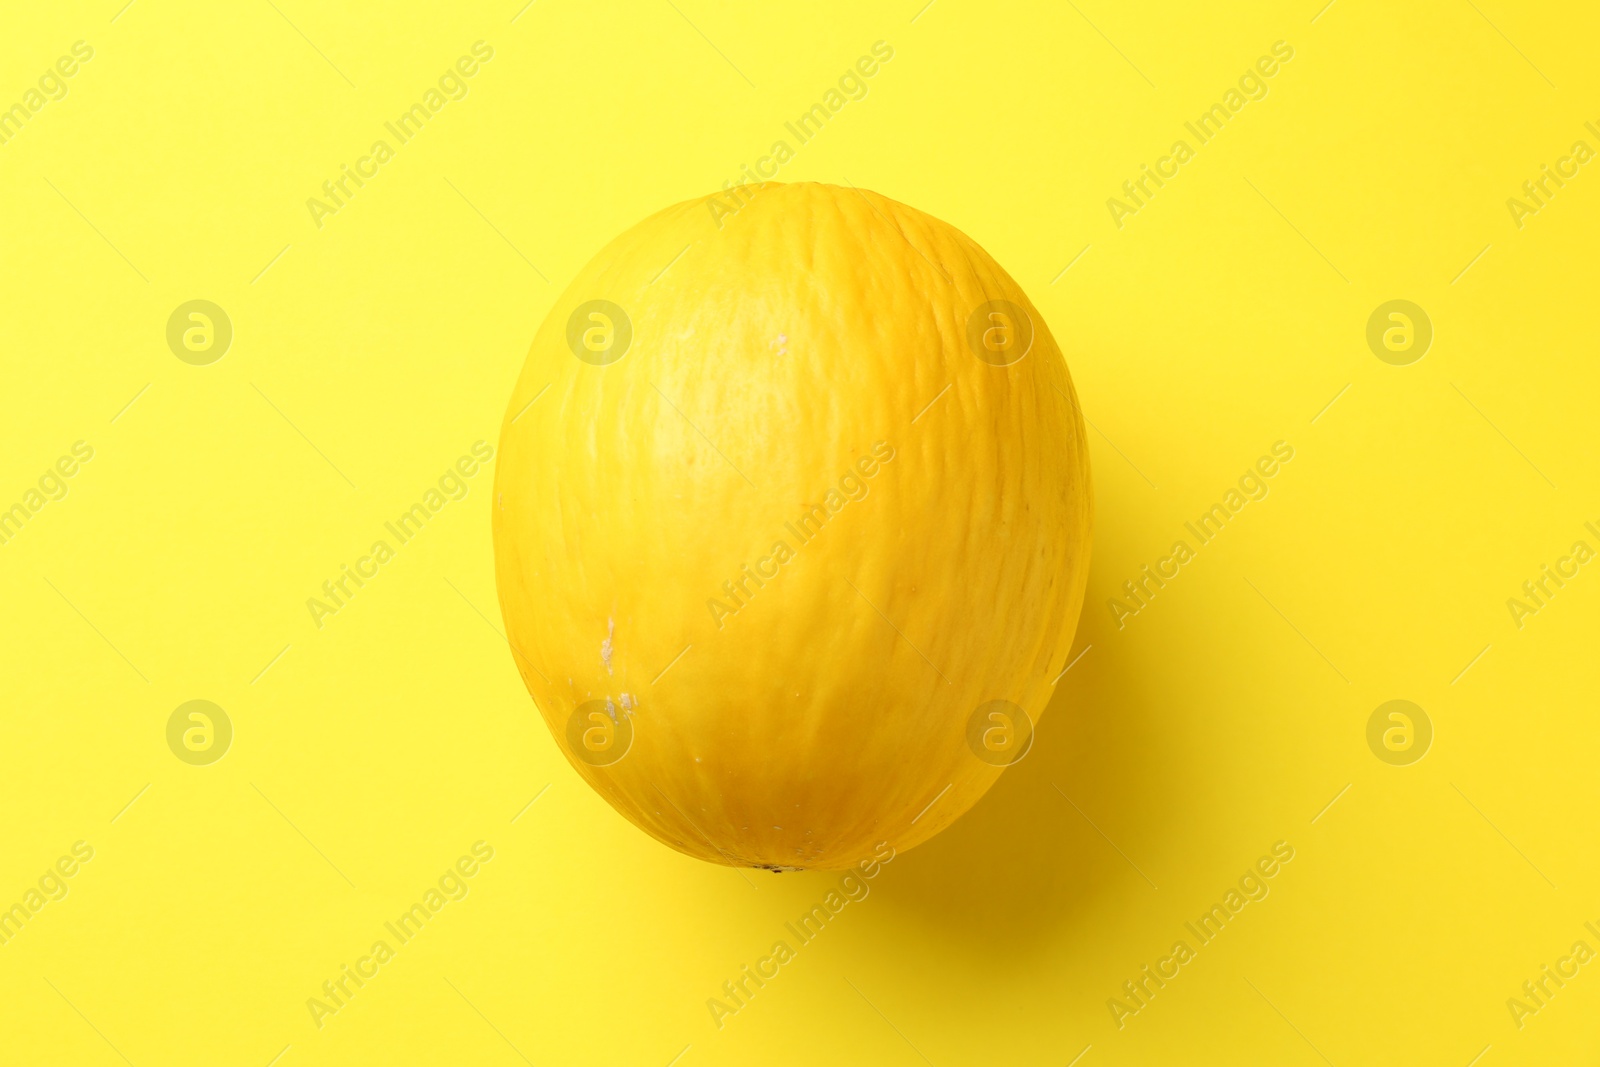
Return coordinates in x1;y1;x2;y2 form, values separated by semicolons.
869;586;1184;961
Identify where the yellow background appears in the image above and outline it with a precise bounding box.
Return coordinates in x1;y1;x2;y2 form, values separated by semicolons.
2;0;1597;1063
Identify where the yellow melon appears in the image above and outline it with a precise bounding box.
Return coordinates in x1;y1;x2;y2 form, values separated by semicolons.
493;182;1091;870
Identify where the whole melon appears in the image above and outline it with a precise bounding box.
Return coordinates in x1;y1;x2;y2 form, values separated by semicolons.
493;182;1091;870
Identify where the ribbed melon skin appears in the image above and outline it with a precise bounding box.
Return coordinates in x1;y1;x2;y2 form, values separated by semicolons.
494;182;1091;870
